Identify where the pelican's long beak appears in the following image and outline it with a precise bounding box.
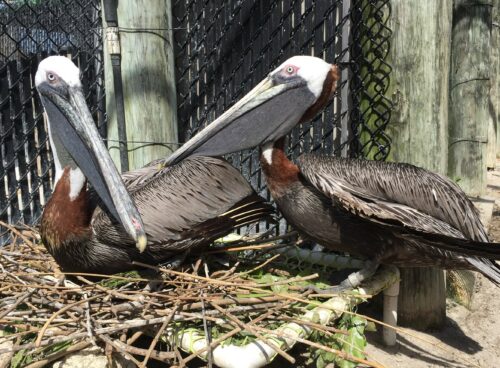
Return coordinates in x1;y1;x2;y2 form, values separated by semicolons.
165;74;319;165
37;83;147;252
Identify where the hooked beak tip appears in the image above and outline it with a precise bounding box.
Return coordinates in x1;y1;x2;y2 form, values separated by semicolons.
136;234;148;253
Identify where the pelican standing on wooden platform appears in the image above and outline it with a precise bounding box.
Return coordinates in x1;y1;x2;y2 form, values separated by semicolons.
36;56;273;274
164;55;500;289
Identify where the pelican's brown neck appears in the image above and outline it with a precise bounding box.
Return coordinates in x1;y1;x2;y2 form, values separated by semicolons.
41;167;92;252
299;65;339;124
260;138;300;196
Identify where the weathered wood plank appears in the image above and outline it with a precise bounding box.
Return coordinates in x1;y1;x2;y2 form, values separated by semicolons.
387;0;452;330
103;0;178;170
398;268;446;330
493;0;500;158
487;0;497;170
387;2;452;173
449;0;492;195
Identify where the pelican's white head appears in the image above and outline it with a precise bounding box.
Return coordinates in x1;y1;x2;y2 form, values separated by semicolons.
271;55;336;99
35;56;81;89
35;55;148;252
164;55;339;166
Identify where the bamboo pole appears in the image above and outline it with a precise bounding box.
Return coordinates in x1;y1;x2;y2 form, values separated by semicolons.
449;0;492;195
102;0;178;170
386;0;452;330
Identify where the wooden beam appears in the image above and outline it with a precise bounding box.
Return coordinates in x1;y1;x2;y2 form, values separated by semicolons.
103;0;178;170
387;0;452;330
448;0;492;195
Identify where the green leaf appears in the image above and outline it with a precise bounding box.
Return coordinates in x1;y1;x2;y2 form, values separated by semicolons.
316;354;326;368
43;340;72;354
365;321;377;332
98;270;141;288
270;284;289;293
335;315;368;368
11;350;26;368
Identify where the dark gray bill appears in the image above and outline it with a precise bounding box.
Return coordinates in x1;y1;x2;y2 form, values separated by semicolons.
165;76;317;165
39;83;147;252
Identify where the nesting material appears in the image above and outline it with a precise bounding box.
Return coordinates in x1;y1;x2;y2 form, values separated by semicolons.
0;225;399;368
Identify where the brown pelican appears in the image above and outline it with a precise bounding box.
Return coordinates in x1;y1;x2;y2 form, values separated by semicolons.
36;56;273;274
164;55;500;288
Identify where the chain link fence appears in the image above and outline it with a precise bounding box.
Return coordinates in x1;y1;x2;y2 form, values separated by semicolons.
0;0;105;242
0;0;392;240
172;0;392;231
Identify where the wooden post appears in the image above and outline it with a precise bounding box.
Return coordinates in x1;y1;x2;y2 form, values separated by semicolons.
103;0;178;170
487;52;497;167
487;40;497;168
449;0;492;195
487;0;497;168
488;110;497;168
387;1;452;330
493;0;500;159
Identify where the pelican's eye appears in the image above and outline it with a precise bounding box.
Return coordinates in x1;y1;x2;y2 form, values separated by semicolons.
284;65;298;75
47;72;56;82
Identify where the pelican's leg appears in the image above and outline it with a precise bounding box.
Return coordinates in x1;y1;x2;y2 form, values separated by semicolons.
159;250;191;270
311;243;325;252
141;252;191;292
337;260;380;290
310;261;380;294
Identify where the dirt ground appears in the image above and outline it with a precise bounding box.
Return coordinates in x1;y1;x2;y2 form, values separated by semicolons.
365;267;500;368
363;172;500;368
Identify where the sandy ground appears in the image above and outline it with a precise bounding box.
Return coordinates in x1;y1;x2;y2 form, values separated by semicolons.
364;270;500;368
363;171;500;368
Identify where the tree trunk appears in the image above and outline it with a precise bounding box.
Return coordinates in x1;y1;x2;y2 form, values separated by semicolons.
387;0;452;330
103;0;178;170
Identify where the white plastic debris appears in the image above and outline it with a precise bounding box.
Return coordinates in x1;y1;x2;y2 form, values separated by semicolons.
167;264;400;368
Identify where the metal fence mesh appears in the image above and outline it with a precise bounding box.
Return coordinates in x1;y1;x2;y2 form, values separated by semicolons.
172;0;392;231
0;0;105;241
0;0;392;240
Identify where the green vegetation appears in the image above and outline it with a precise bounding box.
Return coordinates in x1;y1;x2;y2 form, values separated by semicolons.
308;314;369;368
97;270;142;288
11;335;71;368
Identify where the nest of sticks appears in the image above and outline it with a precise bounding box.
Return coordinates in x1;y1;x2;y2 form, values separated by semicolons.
0;222;399;368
